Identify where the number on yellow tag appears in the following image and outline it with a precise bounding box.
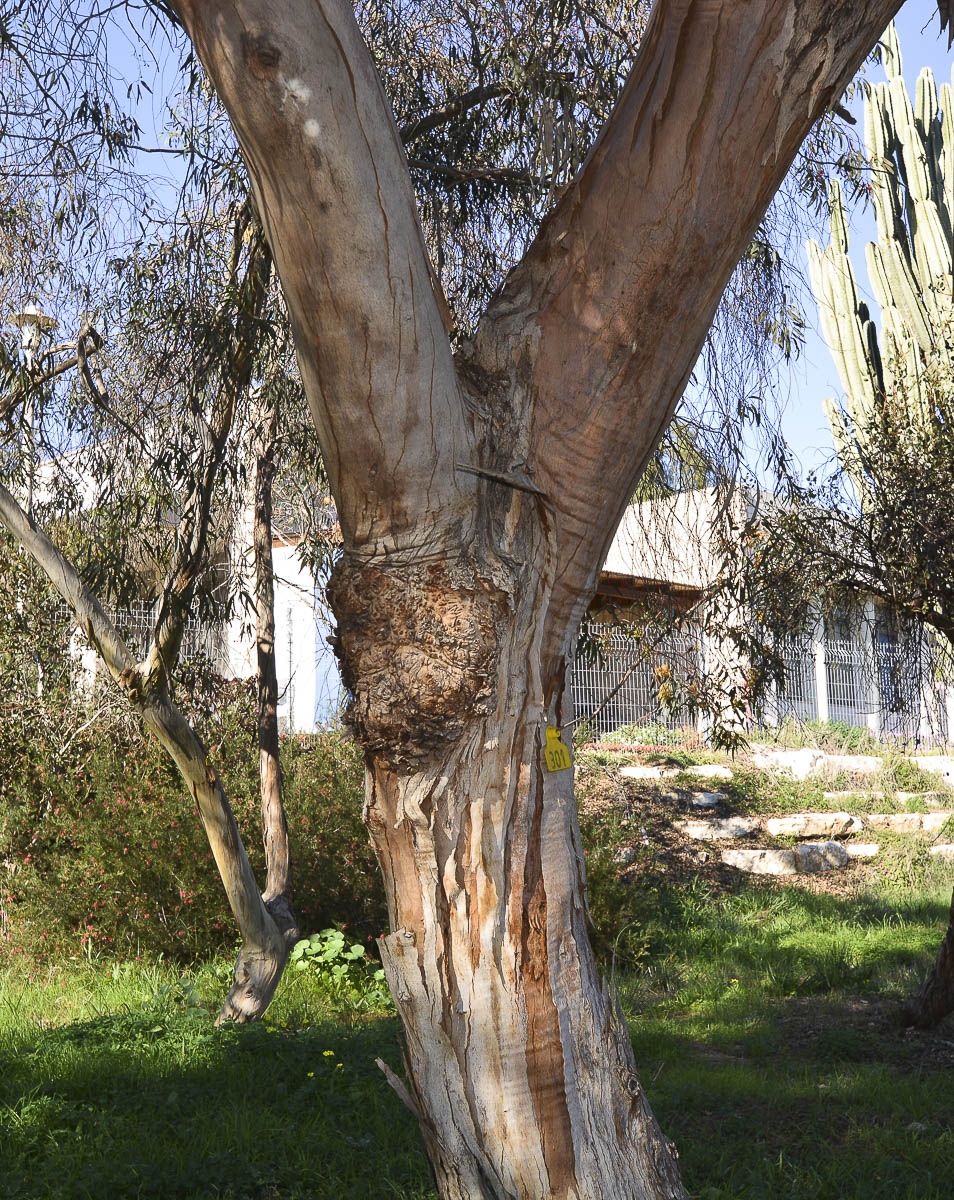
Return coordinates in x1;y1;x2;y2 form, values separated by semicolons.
544;726;572;772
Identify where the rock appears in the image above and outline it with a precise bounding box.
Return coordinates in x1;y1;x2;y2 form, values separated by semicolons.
620;765;663;780
680;817;760;840
722;847;797;875
722;840;851;875
748;745;823;780
864;812;953;832
845;843;879;858
896;791;947;807
913;755;954;781
865;813;924;832
929;844;954;859
822;754;883;776
765;812;863;837
748;747;882;779
689;791;724;810
684;763;733;780
793;841;850;871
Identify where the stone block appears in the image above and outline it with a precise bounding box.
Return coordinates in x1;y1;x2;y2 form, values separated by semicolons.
793;841;850;871
689;791;724;810
620;766;662;780
680;817;760;840
765;812;863;837
721;847;797;875
684;764;733;780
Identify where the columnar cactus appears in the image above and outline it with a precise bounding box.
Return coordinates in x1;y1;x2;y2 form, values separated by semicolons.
807;23;954;470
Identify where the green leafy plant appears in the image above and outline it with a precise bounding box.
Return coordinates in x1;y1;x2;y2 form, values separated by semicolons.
289;928;391;1010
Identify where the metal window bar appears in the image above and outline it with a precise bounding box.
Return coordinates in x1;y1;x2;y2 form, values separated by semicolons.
876;637;924;741
571;621;700;737
55;599;229;675
774;638;818;722
824;637;869;728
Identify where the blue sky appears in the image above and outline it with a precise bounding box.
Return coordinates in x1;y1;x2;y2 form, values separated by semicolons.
778;1;954;477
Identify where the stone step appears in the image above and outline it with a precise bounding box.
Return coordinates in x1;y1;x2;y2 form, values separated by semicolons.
682;810;953;840
679;816;761;840
722;841;849;876
864;812;952;833
684;764;733;780
620;763;733;782
913;756;954;782
688;791;725;810
846;843;880;858
823;790;948;808
765;812;863;837
748;746;882;780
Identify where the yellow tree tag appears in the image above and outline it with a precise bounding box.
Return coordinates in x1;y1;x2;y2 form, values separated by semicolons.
544;726;572;772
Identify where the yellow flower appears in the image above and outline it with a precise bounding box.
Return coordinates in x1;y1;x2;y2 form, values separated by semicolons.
307;1072;314;1078
323;1049;334;1056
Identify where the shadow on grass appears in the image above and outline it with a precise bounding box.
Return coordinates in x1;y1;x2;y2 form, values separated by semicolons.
0;1011;434;1200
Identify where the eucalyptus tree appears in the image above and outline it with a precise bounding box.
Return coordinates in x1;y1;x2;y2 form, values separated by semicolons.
157;2;918;1196
0;0;934;1193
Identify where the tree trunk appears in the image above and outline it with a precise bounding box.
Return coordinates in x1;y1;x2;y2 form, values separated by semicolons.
170;0;908;1192
902;888;954;1029
0;480;289;1024
252;388;298;945
330;516;685;1199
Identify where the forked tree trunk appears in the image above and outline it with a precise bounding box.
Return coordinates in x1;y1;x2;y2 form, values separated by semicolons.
902;888;954;1029
170;0;907;1193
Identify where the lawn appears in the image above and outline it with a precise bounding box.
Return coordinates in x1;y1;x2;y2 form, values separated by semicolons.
2;879;953;1199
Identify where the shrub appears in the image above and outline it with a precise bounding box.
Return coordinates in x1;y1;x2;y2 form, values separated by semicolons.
0;672;386;965
577;803;655;973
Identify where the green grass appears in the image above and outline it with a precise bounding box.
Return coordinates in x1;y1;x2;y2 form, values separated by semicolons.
4;880;954;1198
0;962;432;1200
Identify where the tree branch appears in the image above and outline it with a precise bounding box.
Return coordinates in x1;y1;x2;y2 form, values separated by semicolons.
169;0;477;556
399;83;510;146
0;476;287;1021
472;0;907;671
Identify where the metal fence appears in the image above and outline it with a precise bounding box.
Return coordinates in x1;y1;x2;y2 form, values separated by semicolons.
572;619;940;745
571;622;700;736
824;637;869;727
876;637;927;741
776;638;817;722
57;599;229;675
